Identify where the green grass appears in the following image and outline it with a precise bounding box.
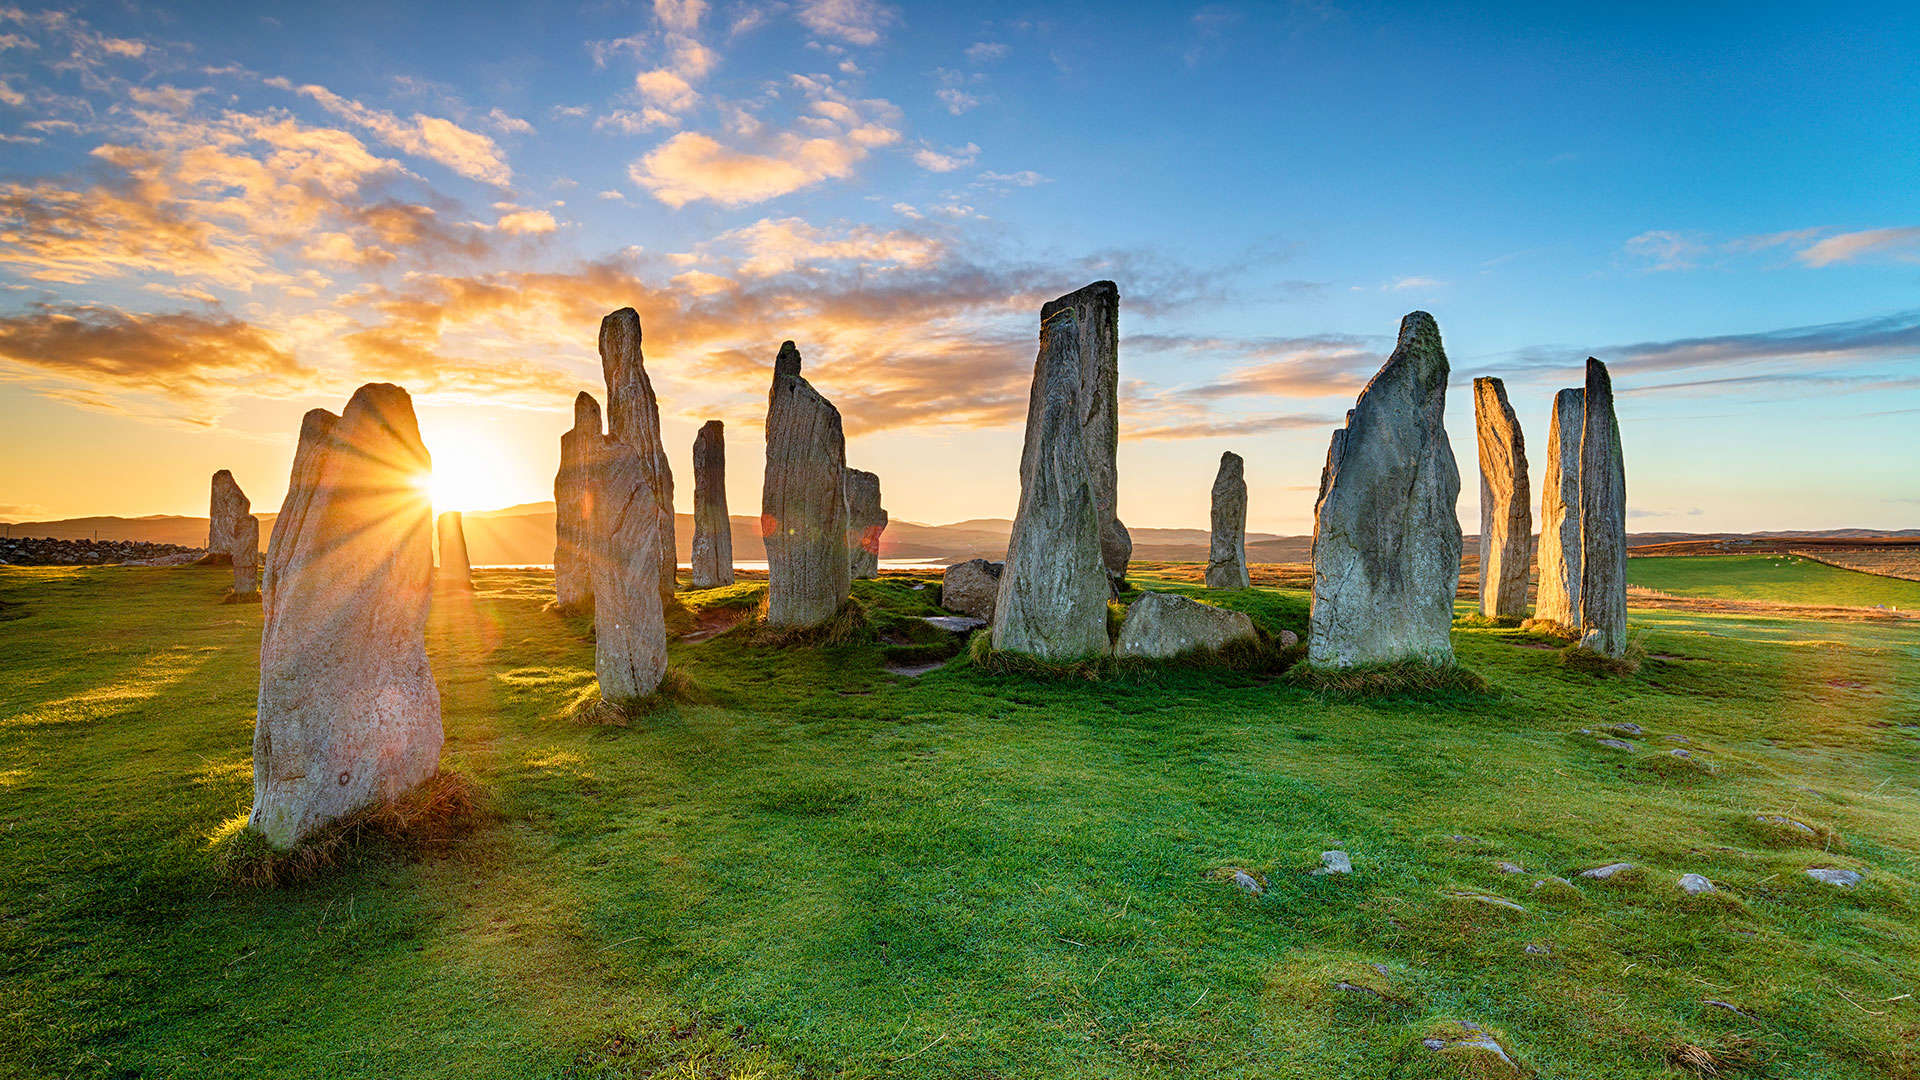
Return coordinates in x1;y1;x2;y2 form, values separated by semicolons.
2;564;1919;1078
1628;554;1920;609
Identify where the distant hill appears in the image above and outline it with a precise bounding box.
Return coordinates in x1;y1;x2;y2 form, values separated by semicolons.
6;506;1916;567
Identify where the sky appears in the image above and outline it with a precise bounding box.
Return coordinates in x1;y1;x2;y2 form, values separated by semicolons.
1;0;1917;535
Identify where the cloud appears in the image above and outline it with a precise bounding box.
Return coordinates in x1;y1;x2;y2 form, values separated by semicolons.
797;0;898;45
271;78;512;185
965;41;1009;63
1384;275;1444;291
913;142;978;172
1796;227;1920;267
485;107;534;135
0;303;314;415
935;87;978;114
494;208;558;235
1135;333;1379;399
1623;229;1708;272
596;107;681;133
975;170;1049;189
699;217;945;276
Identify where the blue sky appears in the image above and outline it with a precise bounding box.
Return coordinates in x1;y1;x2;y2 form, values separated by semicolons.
0;0;1916;532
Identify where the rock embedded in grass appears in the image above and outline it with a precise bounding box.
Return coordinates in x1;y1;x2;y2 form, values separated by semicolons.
1494;860;1524;874
1579;862;1638;881
554;391;603;611
1231;870;1263;895
1806;867;1862;888
1205;450;1250;589
1313;850;1353;875
1113;591;1257;660
250;384;442;850
762;342;853;629
1308;311;1462;668
939;558;1002;622
843;467;886;581
1678;873;1716;895
1596;737;1637;752
994;309;1111;661
1473;376;1532;619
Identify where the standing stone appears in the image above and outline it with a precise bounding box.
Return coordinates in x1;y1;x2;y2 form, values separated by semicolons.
994;309;1111;660
1577;357;1628;658
250;384;441;849
940;558;1002;621
762;342;851;627
600;308;676;605
1473;377;1531;619
206;469;249;565
690;419;733;588
1206;451;1250;589
592;437;668;703
436;510;471;587
554;392;602;613
230;513;260;599
844;467;887;580
1308;312;1462;668
1031;281;1129;590
1535;388;1585;627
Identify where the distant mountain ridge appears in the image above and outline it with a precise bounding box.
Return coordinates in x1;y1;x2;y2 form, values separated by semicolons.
6;505;1916;567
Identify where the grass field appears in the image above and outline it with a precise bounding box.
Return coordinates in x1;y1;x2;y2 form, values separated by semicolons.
2;565;1918;1079
1629;554;1920;610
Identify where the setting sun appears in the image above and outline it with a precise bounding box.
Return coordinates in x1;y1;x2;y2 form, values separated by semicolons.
418;423;520;514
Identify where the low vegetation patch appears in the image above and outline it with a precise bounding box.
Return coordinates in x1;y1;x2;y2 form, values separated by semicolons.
737;597;871;647
1283;659;1492;698
568;666;705;724
212;771;486;889
1560;638;1648;676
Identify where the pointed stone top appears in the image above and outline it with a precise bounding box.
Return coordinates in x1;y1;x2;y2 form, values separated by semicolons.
1585;357;1614;403
1219;449;1243;468
344;383;416;426
213;468;235;484
775;340;803;379
572;391;602;433
699;418;724;435
438;509;461;525
1397;311;1441;350
1474;376;1515;414
599;307;642;355
1040;280;1119;322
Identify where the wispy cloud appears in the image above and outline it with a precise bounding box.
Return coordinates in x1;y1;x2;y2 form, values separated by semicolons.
796;0;898;46
266;77;512;185
1796;226;1920;267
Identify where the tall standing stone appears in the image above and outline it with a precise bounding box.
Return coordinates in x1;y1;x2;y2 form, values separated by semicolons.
1308;312;1462;668
994;309;1111;660
1535;387;1585;627
1473;377;1531;619
230;513;260;599
206;469;249;565
250;384;441;849
1577;358;1627;658
1031;281;1129;590
762;342;850;627
690;419;733;588
844;467;887;580
436;510;471;587
600;308;676;605
553;392;602;612
1206;451;1250;589
592;437;668;703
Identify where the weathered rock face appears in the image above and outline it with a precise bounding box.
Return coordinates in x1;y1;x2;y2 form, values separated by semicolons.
599;308;676;604
690;419;733;588
1473;377;1531;619
762;342;851;627
994;309;1111;660
1032;281;1130;589
591;437;668;702
940;558;1002;621
1308;312;1463;668
1534;387;1585;627
436;510;471;586
1206;451;1250;589
231;513;260;597
554;392;602;611
1577;357;1628;658
1114;591;1256;659
250;384;441;849
206;470;250;566
844;467;886;580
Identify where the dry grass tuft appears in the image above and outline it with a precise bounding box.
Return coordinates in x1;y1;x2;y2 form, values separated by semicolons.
1560;638;1647;676
569;666;705;725
1517;617;1581;640
1283;659;1491;698
738;598;872;648
215;771;486;889
1667;1034;1762;1076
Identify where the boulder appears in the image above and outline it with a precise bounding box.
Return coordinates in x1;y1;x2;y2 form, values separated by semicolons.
940;558;1002;621
761;341;851;627
1032;281;1129;589
690;419;733;587
1205;450;1250;589
1577;357;1627;658
994;308;1111;660
844;467;886;580
553;392;602;611
250;385;441;849
600;308;676;604
1534;387;1584;626
1472;377;1530;618
591;437;668;703
1113;591;1255;659
436;510;471;587
205;469;250;566
1308;312;1463;667
230;514;260;598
